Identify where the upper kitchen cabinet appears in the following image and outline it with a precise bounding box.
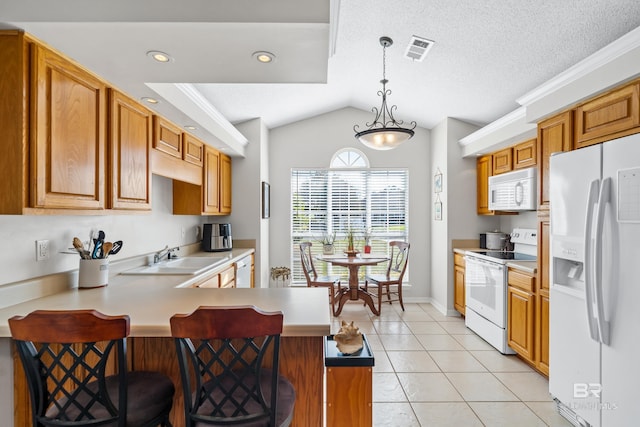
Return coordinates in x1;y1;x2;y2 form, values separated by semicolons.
537;111;573;213
574;81;640;149
491;148;513;175
476;155;493;215
513;138;537;170
0;31;108;214
153;116;183;159
173;145;232;215
151;117;202;186
183;133;204;167
108;90;152;210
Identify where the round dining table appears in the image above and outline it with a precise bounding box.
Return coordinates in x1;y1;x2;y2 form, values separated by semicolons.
316;254;389;316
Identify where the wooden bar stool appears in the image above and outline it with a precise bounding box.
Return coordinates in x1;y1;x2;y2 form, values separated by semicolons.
170;305;296;426
9;309;175;427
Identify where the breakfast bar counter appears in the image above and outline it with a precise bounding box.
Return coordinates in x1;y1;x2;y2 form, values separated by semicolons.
0;255;331;426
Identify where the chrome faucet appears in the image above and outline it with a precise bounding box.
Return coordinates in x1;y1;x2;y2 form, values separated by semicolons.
153;245;180;264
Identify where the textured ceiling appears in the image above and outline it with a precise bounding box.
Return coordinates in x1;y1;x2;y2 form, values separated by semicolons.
2;0;640;140
196;0;640;130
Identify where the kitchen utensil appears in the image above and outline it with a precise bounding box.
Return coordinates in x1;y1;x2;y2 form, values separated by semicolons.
102;242;113;258
72;237;91;259
109;240;123;256
91;240;103;259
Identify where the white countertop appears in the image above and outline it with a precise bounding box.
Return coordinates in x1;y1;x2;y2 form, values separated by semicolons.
0;249;331;338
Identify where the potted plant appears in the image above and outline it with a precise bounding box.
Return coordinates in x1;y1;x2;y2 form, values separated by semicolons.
317;232;336;255
362;228;372;254
344;229;359;257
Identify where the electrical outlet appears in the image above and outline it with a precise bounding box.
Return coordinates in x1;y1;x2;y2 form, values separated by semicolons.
181;227;186;239
36;240;50;261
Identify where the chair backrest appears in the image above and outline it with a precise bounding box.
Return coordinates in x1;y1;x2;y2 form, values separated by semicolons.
385;241;410;281
170;305;285;426
8;310;130;427
299;241;318;284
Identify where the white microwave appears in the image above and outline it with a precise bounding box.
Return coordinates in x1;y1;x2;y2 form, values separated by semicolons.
488;167;537;211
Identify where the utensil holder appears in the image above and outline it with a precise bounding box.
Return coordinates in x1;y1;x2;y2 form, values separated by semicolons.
78;259;109;288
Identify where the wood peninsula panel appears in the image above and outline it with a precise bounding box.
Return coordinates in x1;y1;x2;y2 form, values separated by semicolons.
108;89;152;210
575;82;640;148
131;335;323;427
326;367;372;427
31;43;106;210
513;138;537;169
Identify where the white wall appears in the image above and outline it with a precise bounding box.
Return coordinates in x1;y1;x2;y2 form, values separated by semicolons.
430;118;499;314
232;118;270;287
0;175;205;287
269;107;431;300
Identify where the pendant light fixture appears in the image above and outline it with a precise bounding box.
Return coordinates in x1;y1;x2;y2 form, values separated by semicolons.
354;36;416;150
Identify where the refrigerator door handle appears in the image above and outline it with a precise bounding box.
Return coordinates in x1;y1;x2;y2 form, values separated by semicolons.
594;176;611;345
584;179;600;342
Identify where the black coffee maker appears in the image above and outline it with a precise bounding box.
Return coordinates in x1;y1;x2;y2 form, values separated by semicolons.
202;223;232;252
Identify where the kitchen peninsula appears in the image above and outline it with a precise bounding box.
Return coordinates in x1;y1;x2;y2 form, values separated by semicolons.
0;251;331;427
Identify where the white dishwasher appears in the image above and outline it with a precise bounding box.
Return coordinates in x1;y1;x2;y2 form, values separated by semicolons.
235;255;252;288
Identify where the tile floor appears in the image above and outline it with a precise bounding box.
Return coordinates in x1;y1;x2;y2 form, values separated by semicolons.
330;302;573;427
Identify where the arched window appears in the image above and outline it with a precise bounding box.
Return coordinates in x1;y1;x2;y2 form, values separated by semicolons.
330;148;369;168
290;148;409;284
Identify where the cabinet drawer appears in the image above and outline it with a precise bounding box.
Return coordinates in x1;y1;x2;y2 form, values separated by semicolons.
195;273;219;288
508;268;534;292
575;82;640;148
454;253;466;267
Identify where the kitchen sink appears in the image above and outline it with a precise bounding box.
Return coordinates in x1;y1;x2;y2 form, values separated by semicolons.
121;256;228;275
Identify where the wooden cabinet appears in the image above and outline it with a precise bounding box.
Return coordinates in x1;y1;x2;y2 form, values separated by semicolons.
173;145;232;215
453;252;466;315
492;148;513;175
153;116;183;159
108;90;152;210
183;133;204;167
507;268;535;361
575;82;640;149
537;111;573;212
193;263;236;288
535;219;550;376
32;43;107;210
513;138;537;169
476;155;493;215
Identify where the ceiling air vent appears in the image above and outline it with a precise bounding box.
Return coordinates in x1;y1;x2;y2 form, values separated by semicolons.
404;35;435;62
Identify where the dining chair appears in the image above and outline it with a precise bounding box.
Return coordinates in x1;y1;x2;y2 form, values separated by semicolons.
170;305;296;427
8;309;175;427
299;241;345;316
362;241;410;313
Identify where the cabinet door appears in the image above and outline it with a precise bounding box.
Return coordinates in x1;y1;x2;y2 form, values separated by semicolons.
538;220;550;293
575;82;640;148
153;116;182;159
219;153;232;214
507;285;535;361
492;148;512;175
536;293;550;376
183;133;204;167
109;90;152;210
454;265;466;316
476;155;493;215
513;138;537;170
203;146;221;214
31;44;106;209
537;111;573;211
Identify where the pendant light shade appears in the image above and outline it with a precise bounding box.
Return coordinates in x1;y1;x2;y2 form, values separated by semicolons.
354;36;416;150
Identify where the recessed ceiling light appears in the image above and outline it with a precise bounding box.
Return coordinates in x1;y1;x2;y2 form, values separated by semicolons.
252;51;275;63
146;50;173;63
141;97;160;104
184;125;198;131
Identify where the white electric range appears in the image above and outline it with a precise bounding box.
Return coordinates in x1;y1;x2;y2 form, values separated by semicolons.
464;228;537;354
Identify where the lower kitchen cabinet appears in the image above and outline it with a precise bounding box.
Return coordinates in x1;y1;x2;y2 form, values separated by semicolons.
192;264;236;288
453;252;466;315
507;268;535;361
536;292;550;376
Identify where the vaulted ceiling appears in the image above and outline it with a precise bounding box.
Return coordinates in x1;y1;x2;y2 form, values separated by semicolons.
2;0;640;155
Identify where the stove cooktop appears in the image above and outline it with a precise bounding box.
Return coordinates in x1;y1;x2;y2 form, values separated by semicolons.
468;251;537;261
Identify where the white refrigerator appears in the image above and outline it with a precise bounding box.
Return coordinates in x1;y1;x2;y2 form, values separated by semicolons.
549;133;640;426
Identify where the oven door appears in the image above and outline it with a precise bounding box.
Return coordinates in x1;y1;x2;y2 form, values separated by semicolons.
465;256;506;328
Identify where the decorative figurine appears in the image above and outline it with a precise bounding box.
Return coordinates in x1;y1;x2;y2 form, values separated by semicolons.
334;320;364;354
